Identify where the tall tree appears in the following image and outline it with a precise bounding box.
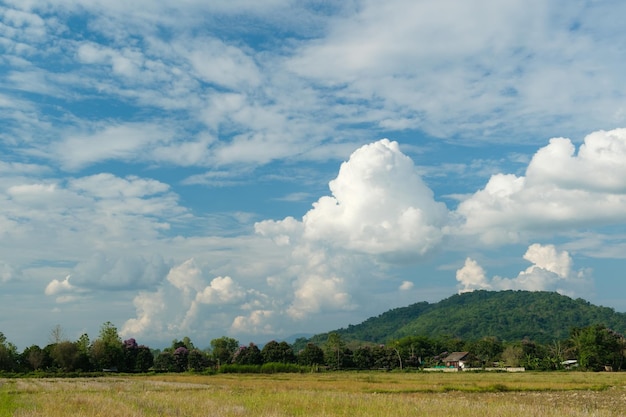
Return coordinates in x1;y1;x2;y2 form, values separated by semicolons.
51;341;79;372
210;337;239;366
298;343;324;366
49;324;66;345
21;345;45;371
0;332;18;371
324;333;345;369
75;334;92;371
187;349;211;372
232;343;263;365
173;346;189;372
261;341;296;364
90;322;124;370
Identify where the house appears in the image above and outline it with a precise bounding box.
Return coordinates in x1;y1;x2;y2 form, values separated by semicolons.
442;352;470;369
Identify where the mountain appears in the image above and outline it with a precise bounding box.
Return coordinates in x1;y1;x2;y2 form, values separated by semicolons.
309;290;626;345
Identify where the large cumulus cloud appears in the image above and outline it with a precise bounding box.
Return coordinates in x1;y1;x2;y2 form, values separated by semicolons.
301;139;448;256
259;139;448;256
121;139;450;341
456;128;626;244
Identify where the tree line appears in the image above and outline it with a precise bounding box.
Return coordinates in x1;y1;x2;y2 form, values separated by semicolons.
1;322;624;374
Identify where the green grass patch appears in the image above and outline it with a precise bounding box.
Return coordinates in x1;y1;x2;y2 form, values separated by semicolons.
0;383;18;417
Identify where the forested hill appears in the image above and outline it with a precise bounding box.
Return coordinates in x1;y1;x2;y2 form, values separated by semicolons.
309;290;626;345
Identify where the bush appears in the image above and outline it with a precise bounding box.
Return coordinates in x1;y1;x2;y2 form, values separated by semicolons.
260;362;305;374
218;363;309;374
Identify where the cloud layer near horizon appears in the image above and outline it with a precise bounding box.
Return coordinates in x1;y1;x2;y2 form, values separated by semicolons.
1;128;625;343
456;243;592;296
105;131;626;341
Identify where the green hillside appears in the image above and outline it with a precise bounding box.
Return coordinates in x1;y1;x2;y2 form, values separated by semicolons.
310;290;626;345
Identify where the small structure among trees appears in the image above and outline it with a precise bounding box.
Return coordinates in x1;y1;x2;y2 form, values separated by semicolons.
442;352;470;369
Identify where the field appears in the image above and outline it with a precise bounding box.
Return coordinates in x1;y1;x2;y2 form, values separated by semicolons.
2;371;626;416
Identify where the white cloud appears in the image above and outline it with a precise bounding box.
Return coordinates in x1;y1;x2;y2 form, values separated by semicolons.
526;129;626;193
456;128;626;244
183;38;261;90
301;139;448;256
121;258;276;340
3;0;626;347
76;42;144;79
253;139;450;323
456;259;490;293
0;170;188;296
0;261;19;283
52;123;177;171
231;310;275;335
120;140;451;341
287;0;626;141
196;276;246;305
120;288;167;336
399;281;414;291
44;275;88;303
287;274;353;320
67;253;168;291
44;275;75;295
456;244;592;296
166;258;205;294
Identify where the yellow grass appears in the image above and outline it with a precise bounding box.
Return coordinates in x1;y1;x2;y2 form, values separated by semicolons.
3;372;626;416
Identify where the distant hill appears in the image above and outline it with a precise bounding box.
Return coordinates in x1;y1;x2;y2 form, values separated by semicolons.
309;290;626;345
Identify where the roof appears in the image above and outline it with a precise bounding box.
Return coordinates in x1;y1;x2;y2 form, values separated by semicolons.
442;352;470;362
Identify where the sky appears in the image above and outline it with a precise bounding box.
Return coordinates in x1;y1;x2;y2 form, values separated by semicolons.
1;0;626;350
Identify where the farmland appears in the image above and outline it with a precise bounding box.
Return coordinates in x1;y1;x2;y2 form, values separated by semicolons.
2;372;626;416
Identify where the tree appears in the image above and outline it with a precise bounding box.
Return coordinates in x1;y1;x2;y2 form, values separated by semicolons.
154;351;175;372
90;322;124;370
542;340;566;370
569;325;625;371
353;346;374;370
0;332;18;371
395;336;437;368
188;349;211;372
51;341;79;372
372;345;395;369
500;344;524;367
49;324;66;345
298;343;324;366
173;346;189;372
210;337;239;366
21;345;45;371
324;333;345;369
181;337;195;350
135;346;154;372
120;338;154;373
261;341;296;364
465;336;503;367
75;334;92;371
292;337;309;353
233;343;263;365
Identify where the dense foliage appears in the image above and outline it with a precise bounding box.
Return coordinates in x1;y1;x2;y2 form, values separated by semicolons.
1;291;625;374
309;291;626;345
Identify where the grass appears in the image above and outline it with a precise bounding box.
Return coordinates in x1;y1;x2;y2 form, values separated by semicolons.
2;372;626;416
0;382;19;417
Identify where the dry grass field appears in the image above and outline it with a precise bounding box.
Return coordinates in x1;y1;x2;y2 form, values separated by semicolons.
2;371;626;416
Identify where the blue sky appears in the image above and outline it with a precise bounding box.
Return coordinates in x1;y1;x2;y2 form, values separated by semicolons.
2;0;626;349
